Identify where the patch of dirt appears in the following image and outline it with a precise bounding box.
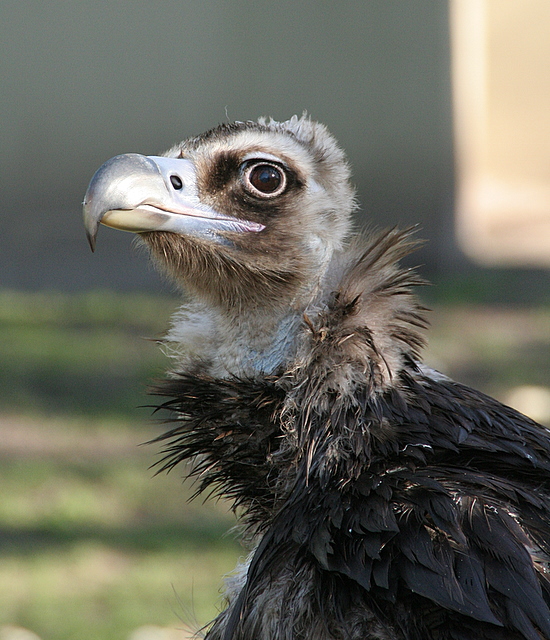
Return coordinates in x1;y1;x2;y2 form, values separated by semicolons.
0;415;153;460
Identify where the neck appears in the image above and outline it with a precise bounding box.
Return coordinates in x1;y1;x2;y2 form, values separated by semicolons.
164;250;337;378
163;228;427;382
163;298;309;378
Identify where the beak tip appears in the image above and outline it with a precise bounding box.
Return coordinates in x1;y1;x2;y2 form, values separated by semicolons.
86;230;97;252
83;199;99;252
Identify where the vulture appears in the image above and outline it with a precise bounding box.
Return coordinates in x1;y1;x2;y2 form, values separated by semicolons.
83;115;550;640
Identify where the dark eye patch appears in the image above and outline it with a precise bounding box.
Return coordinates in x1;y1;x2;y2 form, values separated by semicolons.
205;151;242;192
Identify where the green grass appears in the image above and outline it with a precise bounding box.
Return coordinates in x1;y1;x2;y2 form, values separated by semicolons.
0;291;243;639
1;542;238;640
0;290;174;417
425;305;550;397
0;289;548;639
0;417;240;640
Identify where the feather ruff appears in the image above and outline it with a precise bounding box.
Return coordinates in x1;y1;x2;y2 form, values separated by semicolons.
152;229;550;640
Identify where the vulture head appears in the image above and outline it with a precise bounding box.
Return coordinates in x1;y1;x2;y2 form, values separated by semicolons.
84;117;358;377
83;116;550;640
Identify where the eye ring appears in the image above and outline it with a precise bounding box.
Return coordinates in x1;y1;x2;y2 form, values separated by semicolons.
242;162;287;198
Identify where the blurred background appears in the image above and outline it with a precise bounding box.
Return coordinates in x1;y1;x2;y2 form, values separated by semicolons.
0;1;548;638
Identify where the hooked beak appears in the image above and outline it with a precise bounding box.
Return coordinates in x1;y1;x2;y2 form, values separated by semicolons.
83;154;264;251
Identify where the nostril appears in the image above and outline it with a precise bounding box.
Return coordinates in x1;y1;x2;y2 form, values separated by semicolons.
170;175;183;190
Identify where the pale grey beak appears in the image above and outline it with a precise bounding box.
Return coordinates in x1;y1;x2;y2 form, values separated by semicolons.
83;153;264;251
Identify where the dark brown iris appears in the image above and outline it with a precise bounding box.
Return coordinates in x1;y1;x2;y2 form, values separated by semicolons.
244;162;286;197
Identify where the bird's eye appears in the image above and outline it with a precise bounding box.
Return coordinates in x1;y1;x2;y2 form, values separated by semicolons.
243;162;286;198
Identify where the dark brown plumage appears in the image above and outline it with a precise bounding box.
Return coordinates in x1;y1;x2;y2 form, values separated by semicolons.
83;116;550;640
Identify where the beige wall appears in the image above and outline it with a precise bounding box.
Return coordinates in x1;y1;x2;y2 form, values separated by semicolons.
452;0;550;266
